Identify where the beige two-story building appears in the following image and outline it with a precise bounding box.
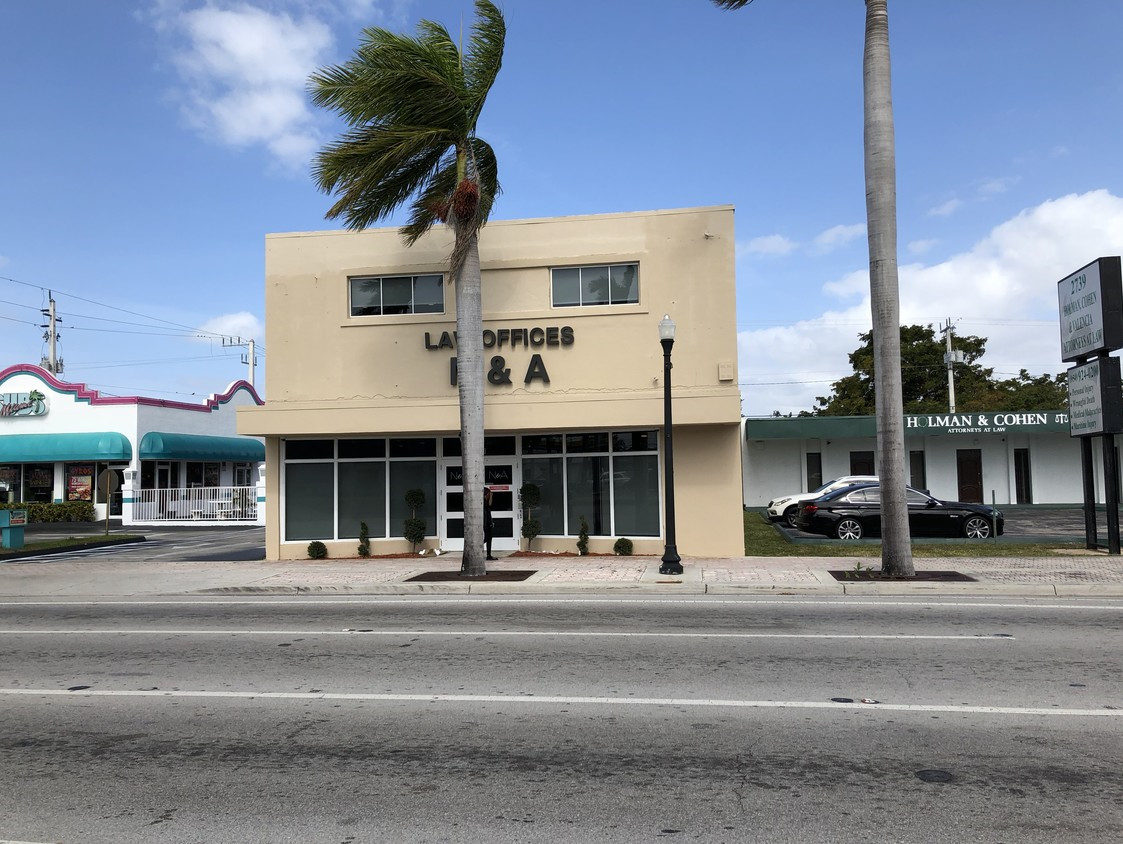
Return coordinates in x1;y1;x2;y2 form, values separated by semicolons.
238;206;744;560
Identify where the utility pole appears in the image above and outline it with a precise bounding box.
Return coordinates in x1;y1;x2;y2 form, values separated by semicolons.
940;318;963;413
39;291;64;375
222;336;257;388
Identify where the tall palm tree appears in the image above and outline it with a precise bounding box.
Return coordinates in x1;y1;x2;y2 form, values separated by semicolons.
712;0;914;575
309;0;505;576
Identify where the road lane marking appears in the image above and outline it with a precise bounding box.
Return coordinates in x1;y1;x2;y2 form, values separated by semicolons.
1;598;1121;610
0;688;1116;717
0;630;1015;640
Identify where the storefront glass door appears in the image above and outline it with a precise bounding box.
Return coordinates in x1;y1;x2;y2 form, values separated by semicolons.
439;459;518;552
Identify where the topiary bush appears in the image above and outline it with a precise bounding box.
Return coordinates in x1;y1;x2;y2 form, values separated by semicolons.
403;488;427;552
519;482;541;550
357;521;371;557
577;515;589;556
307;541;328;559
613;537;633;556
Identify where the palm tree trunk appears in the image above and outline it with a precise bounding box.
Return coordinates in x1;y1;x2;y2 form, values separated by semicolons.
863;0;914;576
456;228;487;575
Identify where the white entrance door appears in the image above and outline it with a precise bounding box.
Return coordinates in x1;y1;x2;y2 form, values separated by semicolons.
440;459;518;552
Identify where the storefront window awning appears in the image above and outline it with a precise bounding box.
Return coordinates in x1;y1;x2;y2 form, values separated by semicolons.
0;432;132;462
139;432;264;462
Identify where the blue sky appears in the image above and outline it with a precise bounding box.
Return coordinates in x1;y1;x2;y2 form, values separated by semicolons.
2;0;1121;415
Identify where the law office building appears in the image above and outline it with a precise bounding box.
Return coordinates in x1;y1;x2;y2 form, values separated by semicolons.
237;206;745;561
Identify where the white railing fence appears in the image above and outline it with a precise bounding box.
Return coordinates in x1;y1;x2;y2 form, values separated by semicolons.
132;486;258;522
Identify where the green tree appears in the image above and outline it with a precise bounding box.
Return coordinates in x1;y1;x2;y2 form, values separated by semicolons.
712;0;913;575
309;1;505;576
815;325;1068;414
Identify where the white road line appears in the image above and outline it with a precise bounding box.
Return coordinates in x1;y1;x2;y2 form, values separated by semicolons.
0;688;1115;717
1;598;1121;610
0;630;1014;640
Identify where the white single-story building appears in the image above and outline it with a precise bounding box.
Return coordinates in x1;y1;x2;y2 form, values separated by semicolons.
741;410;1106;508
0;363;266;524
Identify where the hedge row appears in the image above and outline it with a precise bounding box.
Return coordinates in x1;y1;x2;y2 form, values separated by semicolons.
0;501;95;523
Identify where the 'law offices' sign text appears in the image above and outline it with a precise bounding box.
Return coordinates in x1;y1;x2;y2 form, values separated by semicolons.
423;324;575;387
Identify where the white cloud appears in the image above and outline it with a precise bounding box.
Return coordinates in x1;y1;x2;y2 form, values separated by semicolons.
812;223;865;253
738;234;797;257
977;176;1020;198
151;2;335;170
741;190;1123;416
196;311;264;344
928;198;962;217
908;238;939;255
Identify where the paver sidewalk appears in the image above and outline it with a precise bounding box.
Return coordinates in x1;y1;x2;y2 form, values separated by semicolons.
3;552;1123;598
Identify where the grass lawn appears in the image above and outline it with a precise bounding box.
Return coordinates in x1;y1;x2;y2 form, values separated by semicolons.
0;535;144;559
743;510;1083;558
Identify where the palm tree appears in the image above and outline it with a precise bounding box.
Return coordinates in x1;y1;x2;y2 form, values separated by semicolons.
711;0;913;575
309;0;504;576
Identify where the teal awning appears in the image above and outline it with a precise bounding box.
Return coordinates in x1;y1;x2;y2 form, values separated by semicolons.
0;432;132;462
139;432;264;462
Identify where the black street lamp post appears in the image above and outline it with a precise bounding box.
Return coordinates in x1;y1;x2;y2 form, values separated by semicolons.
658;314;683;575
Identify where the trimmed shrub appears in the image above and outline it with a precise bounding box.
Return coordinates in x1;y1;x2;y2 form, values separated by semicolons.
519;482;541;549
577;516;589;556
0;501;95;523
613;537;633;556
404;488;426;552
358;521;371;557
307;541;328;559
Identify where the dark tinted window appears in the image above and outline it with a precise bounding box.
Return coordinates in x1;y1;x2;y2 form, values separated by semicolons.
612;430;659;452
522;434;563;455
485;436;517;456
389;438;436;458
566;432;609;453
286;439;333;460
339;439;385;459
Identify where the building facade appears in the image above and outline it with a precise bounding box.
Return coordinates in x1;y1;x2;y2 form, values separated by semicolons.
742;410;1100;508
237;206;744;560
0;364;265;523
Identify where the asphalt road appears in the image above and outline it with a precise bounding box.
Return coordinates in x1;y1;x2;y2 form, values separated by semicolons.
1;596;1121;843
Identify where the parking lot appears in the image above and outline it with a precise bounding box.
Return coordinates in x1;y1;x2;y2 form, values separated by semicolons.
18;523;265;562
773;505;1102;544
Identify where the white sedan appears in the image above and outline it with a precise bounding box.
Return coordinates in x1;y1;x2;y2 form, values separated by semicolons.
766;475;879;527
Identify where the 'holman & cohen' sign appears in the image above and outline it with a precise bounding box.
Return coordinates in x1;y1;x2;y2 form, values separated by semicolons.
906;412;1069;435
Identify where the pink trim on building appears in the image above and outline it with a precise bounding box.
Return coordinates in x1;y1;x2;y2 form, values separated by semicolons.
0;363;264;412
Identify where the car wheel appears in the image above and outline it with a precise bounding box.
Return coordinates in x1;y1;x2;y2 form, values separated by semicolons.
963;516;991;539
784;505;799;527
835;518;863;540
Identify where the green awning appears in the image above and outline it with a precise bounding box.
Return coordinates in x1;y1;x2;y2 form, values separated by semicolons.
0;432;132;462
139;432;264;462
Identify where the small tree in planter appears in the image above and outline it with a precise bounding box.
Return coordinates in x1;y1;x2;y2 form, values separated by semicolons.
519;482;541;551
577;515;589;556
358;521;371;558
403;488;427;553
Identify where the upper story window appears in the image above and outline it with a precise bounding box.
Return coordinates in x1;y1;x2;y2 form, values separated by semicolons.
551;263;638;308
349;274;443;317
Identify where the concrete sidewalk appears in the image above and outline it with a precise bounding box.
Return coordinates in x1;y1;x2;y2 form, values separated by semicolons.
3;551;1123;598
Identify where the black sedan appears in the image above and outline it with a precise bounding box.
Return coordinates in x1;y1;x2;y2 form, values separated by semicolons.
793;483;1004;540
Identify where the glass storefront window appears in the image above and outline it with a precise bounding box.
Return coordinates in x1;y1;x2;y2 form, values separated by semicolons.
186;461;220;488
566;454;610;535
389;461;436;537
338;462;386;539
612;455;660;536
521;457;564;535
285;463;334;541
23;463;54;503
66;463;95;501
